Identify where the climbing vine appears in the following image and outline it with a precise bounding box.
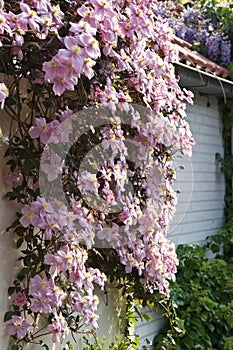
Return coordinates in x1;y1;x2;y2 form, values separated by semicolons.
0;0;195;349
215;99;233;220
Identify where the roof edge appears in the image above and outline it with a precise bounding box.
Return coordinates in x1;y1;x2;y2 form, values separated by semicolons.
175;62;233;99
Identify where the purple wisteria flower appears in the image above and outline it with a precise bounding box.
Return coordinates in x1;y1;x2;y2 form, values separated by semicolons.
221;36;231;67
205;33;221;62
184;28;196;43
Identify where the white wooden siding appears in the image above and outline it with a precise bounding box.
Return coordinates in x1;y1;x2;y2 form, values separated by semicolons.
170;93;225;245
135;307;167;349
136;93;225;348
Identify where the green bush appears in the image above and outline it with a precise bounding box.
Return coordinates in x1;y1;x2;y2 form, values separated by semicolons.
82;336;136;350
153;232;233;350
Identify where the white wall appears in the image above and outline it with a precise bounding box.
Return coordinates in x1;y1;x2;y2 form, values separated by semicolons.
136;93;226;348
170;93;225;245
0;109;22;350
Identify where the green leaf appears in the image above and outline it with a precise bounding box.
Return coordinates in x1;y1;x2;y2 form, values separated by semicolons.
200;312;208;322
210;243;220;253
142;313;151;322
227;315;233;328
17;267;31;279
16;237;24;248
5;191;17;200
4;311;15;322
11;345;20;350
15;226;26;237
183;270;193;279
23;159;34;173
208;323;215;332
183;336;194;348
8;286;16;295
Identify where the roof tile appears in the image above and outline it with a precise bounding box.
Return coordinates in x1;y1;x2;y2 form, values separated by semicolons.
172;36;229;79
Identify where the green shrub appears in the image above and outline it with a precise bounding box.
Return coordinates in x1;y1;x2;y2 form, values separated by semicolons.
82;336;136;350
153;234;233;349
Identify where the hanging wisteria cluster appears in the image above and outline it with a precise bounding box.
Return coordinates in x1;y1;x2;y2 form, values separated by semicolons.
0;0;195;348
155;0;232;67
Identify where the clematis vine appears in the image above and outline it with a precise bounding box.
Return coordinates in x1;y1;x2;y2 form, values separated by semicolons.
0;0;195;348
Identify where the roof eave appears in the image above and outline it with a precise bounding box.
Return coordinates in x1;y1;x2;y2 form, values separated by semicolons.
175;62;233;99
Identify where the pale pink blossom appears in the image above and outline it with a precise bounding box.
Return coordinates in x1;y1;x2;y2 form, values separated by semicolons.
20;204;40;227
76;5;97;28
77;170;99;194
29;117;53;144
45;245;73;276
47;311;66;343
41;154;63;182
29;275;50;295
52;75;77;96
43;56;70;82
7;316;30;340
12;292;27;307
0;12;11;34
91;0;116;21
5;11;28;31
84;310;99;329
3;171;23;186
30;292;52;314
19;3;42;31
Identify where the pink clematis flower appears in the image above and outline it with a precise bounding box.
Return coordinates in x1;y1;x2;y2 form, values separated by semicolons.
41;154;63;182
84;310;99;329
3;171;23;186
76;4;98;28
77;170;99;194
73;293;89;312
30;292;52;314
5;11;28;31
47;311;66;343
19;3;42;31
29;275;50;295
20;0;39;7
43;56;70;82
69;20;97;36
82;57;96;79
12;292;27;307
75;33;101;60
20;204;40;227
52;75;77;96
7;316;30;340
29;117;54;144
0;12;11;34
45;245;73;276
91;0;116;21
63;36;85;70
39;214;60;240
